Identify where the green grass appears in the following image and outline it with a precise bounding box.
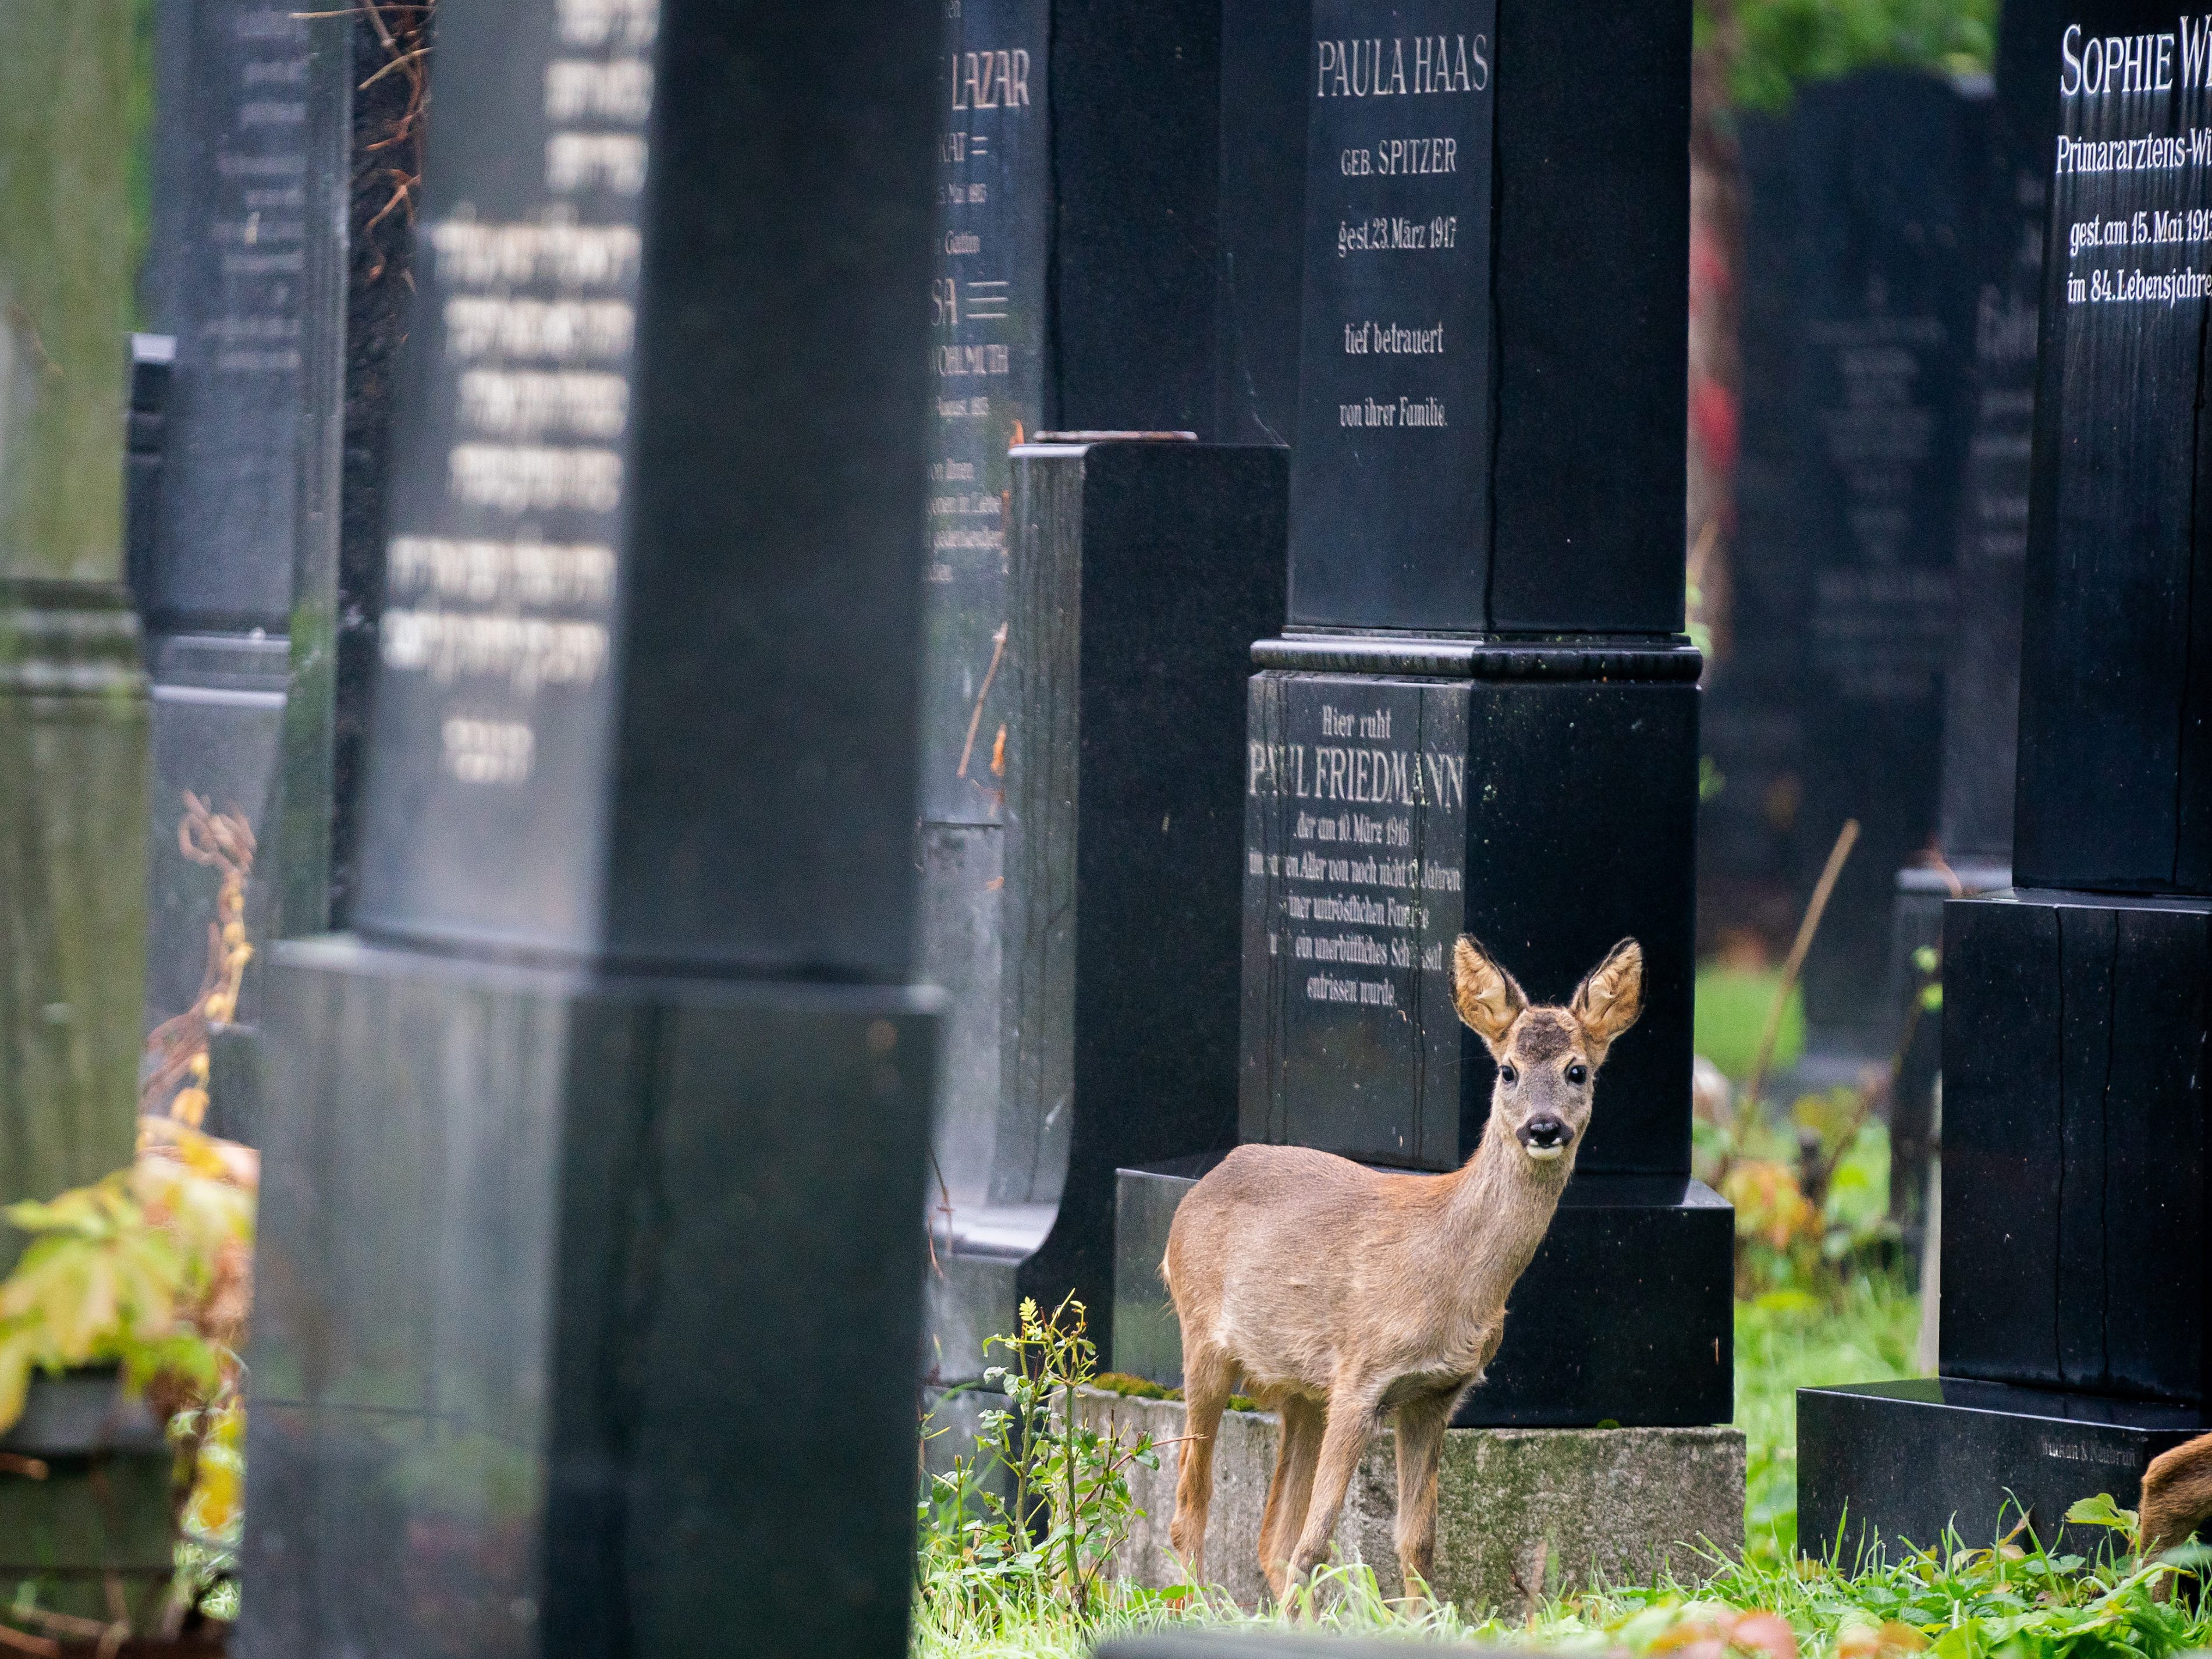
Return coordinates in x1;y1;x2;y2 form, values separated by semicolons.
1737;1279;1925;1565
1695;964;1804;1085
917;1283;2212;1659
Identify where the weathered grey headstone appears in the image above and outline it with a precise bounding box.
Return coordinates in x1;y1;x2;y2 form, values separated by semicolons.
1711;70;1987;1069
0;0;148;1250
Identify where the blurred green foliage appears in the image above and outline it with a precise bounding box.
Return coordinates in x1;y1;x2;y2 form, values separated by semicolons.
1699;0;1997;112
1695;962;1805;1083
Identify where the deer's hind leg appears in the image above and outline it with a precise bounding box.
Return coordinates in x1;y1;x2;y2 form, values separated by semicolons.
1391;1391;1455;1596
1260;1394;1325;1601
1170;1342;1234;1583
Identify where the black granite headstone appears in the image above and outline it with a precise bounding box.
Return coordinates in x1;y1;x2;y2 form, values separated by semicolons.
915;0;1272;1392
958;440;1288;1363
1109;0;1734;1431
1799;0;2212;1558
238;1;942;1652
1710;72;1986;1063
2013;2;2212;894
1285;0;1687;634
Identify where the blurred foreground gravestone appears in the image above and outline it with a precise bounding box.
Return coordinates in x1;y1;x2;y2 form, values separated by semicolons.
1705;70;1984;1068
0;0;149;1253
1111;0;1735;1432
1799;0;2212;1556
236;2;942;1655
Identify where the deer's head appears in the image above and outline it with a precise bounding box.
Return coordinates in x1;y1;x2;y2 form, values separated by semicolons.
1451;935;1644;1165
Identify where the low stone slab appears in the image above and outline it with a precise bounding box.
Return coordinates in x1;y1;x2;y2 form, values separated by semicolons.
1077;1389;1745;1614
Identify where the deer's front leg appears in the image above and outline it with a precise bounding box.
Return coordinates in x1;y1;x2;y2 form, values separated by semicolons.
1286;1381;1383;1587
1391;1391;1453;1594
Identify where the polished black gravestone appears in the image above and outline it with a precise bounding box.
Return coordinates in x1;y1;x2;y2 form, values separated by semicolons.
1287;0;1686;635
1709;71;1985;1065
1109;0;1732;1429
236;1;940;1655
137;0;346;1026
2012;8;2212;895
925;442;1285;1376
1799;2;2212;1557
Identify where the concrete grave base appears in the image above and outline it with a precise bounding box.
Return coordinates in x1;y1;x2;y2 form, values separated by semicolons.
1075;1390;1745;1615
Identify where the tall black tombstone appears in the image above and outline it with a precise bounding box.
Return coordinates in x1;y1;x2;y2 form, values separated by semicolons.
236;2;942;1653
135;0;348;1026
1112;0;1736;1429
1801;0;2212;1555
917;0;1294;1386
1707;72;1984;1067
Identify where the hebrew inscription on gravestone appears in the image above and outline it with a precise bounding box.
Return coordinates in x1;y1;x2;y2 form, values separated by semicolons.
355;0;649;949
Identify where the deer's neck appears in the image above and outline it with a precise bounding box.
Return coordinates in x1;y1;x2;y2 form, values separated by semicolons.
1439;1120;1574;1280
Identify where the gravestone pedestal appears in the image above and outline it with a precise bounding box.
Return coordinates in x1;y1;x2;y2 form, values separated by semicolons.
1802;1379;2209;1556
1085;1388;1744;1613
0;581;149;1245
1113;637;1735;1423
248;942;938;1656
1114;1157;1731;1426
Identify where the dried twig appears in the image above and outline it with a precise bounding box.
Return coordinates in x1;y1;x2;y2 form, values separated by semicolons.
1744;817;1859;1111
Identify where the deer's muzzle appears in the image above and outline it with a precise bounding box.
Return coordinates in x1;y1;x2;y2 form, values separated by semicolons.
1517;1116;1571;1160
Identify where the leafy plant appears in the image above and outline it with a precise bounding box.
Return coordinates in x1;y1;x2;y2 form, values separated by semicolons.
0;1124;255;1637
0;1164;236;1430
918;1296;1160;1628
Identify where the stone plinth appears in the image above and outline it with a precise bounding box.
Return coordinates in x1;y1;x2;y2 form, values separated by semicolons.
1076;1390;1744;1614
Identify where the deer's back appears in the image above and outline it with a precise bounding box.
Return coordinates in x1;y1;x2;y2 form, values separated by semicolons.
1164;1143;1454;1387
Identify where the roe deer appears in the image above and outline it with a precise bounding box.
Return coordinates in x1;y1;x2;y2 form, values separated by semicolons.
2139;1433;2212;1596
1163;934;1644;1599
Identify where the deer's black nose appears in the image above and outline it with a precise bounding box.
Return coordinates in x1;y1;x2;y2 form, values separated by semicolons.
1518;1116;1570;1150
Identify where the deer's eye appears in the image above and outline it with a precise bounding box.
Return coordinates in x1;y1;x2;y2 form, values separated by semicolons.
1566;1063;1588;1086
1499;1063;1518;1086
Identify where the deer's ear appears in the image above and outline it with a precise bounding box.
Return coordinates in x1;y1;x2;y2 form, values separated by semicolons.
1453;935;1528;1050
1571;937;1644;1061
